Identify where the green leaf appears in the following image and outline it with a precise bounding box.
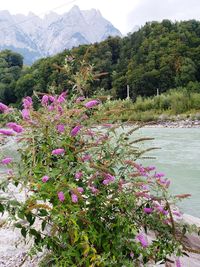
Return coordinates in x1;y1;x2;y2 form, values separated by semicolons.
38;209;48;217
0;203;4;213
14;223;23;228
21;227;27;238
25;212;35;226
18;211;25;220
29;228;39;237
41;220;47;231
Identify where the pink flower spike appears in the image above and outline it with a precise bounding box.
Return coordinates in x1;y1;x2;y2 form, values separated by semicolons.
82;154;91;162
75;172;83;180
0;102;9;113
165;179;171;188
103;179;110;185
84;100;100;108
57;105;63;115
58;191;65;202
56;124;65;133
42;175;49;183
103;173;115;185
143;207;153;214
6;122;23;133
22;97;32;109
49;96;55;102
71;193;78;203
154;172;165;178
173;211;182;217
89;186;99;194
104;173;115;182
77;187;84;194
48;105;54;111
21;109;30;120
156;205;168;216
76;96;85;103
57;96;65;103
146;166;156;172
57;92;67;103
175;258;181;267
1;157;12;165
41;95;49;106
136;233;148;248
71;125;82;137
0;129;15;136
52;148;65;155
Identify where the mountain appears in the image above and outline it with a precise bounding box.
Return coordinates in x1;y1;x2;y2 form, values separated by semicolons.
0;6;121;65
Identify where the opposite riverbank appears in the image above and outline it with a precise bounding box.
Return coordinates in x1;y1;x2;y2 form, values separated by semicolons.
143;119;200;128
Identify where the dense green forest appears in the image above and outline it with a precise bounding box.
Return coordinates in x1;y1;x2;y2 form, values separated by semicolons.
1;19;200;105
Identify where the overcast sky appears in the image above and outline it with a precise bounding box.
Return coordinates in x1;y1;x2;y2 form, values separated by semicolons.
1;0;200;34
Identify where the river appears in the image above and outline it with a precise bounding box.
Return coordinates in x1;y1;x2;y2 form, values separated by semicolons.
137;127;200;218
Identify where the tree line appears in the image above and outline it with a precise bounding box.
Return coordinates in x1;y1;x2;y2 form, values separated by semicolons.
1;19;200;105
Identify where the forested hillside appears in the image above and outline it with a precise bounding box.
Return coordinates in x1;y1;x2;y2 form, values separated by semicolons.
1;19;200;105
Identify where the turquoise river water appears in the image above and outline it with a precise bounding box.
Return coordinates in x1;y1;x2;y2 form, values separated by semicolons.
137;127;200;218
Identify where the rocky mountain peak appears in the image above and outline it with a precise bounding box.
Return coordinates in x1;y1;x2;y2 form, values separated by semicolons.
0;6;122;65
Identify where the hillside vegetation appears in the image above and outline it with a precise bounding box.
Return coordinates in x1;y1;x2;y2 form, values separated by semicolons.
1;20;200;108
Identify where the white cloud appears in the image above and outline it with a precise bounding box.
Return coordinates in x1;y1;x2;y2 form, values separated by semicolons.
0;0;200;34
127;0;200;29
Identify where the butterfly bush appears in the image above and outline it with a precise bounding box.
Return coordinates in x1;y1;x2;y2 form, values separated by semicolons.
0;92;193;266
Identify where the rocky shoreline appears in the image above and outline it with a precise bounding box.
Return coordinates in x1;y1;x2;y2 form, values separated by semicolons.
144;119;200;128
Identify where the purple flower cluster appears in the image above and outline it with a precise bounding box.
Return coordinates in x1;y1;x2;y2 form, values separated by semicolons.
58;191;65;202
156;176;171;188
102;173;115;185
56;124;65;133
7;122;23;133
22;97;32;109
21;109;30;120
57;92;67;103
76;96;85;103
52;148;65;155
175;258;182;267
71;125;82;137
0;129;15;136
154;203;168;216
75;171;83;180
154;172;165;178
136;233;148;248
1;157;12;165
77;187;84;194
71;193;78;203
82;154;91;162
0;102;9;113
89;186;99;194
143;207;153;214
84;100;100;108
42;175;49;183
41;95;49;106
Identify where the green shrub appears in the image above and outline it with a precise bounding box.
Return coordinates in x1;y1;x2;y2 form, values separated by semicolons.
0;94;192;266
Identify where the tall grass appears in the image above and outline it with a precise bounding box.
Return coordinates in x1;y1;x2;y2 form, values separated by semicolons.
101;90;200;122
134;90;200;114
